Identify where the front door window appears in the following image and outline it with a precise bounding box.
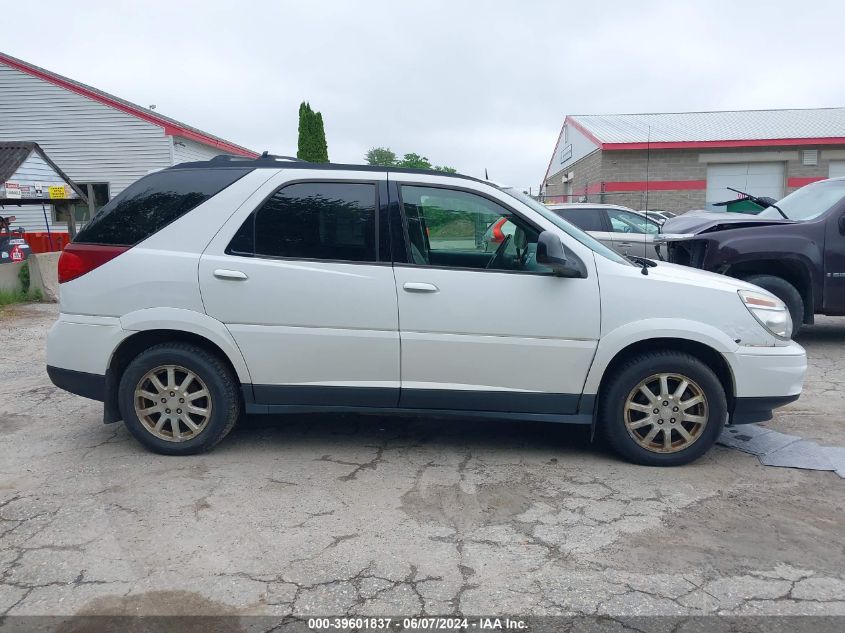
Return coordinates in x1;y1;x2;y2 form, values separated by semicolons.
399;185;548;273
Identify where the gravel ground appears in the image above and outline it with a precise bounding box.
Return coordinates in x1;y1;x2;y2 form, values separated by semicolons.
1;302;844;620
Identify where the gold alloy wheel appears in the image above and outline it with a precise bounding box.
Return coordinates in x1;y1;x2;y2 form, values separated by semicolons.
623;372;708;454
133;365;212;442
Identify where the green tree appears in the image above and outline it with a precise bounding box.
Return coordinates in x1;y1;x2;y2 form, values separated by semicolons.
399;153;432;170
365;147;398;166
313;111;329;163
297;102;329;163
364;147;456;173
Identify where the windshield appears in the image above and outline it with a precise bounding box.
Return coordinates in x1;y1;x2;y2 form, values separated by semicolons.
500;187;632;265
758;179;845;221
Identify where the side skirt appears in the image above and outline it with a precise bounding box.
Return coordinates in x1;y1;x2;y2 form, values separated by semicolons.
242;385;595;425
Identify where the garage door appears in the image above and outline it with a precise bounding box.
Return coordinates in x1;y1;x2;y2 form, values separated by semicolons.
829;161;845;179
706;162;785;209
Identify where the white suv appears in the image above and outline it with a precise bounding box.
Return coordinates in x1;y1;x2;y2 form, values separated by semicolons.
47;156;807;465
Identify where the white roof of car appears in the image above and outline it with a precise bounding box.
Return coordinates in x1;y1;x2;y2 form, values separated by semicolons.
568;107;845;144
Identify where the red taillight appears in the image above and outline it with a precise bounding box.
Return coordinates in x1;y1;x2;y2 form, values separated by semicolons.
58;243;130;283
491;218;507;243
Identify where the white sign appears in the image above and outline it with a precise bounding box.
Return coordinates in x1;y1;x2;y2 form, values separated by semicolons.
5;182;22;199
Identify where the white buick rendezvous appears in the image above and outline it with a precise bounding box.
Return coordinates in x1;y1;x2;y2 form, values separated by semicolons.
47;155;806;465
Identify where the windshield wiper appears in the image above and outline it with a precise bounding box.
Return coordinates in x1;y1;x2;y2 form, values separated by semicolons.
626;254;657;268
727;187;788;219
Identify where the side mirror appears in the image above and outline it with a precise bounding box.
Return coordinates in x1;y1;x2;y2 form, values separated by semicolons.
839;214;845;235
537;231;584;278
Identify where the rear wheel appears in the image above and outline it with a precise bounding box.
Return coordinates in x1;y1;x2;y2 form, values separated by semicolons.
741;274;804;336
118;343;241;455
600;351;727;466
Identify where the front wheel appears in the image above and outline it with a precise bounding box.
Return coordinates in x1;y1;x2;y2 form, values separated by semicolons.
118;343;241;455
599;351;727;466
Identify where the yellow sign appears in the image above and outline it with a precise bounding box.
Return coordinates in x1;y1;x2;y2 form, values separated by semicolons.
48;186;67;199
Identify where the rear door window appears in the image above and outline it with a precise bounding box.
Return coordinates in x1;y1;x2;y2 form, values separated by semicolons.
555;208;606;232
74;168;251;246
228;181;378;262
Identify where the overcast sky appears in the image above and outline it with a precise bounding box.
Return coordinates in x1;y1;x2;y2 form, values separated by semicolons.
4;0;845;190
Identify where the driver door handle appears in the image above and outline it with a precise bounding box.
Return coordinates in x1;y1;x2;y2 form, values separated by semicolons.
403;282;439;293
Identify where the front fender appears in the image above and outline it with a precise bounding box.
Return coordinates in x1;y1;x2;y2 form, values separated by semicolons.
118;307;252;383
581;318;739;395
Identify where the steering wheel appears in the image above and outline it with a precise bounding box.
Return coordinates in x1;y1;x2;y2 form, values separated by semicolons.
485;234;512;270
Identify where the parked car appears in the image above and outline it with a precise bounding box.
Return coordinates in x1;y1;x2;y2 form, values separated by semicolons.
547;203;666;259
658;177;845;334
47;155;806;466
643;210;677;220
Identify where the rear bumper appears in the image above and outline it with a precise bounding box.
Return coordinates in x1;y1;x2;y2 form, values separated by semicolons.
47;365;105;402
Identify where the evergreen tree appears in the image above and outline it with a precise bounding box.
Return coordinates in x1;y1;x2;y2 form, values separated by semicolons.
313;112;329;163
297;102;330;162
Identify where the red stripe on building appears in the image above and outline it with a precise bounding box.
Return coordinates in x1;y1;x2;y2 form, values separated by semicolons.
603;180;707;192
0;54;257;158
573;182;604;196
787;176;826;188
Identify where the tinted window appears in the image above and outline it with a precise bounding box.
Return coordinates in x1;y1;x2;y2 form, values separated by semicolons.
75;168;250;246
555;208;605;232
233;182;377;262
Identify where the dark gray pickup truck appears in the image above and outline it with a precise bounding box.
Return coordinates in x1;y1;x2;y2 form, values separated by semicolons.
658;178;845;333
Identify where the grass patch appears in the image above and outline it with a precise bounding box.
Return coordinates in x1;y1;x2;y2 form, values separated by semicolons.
0;288;43;309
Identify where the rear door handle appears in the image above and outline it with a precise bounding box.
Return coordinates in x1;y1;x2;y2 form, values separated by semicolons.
213;269;248;280
617;242;632;248
403;282;439;293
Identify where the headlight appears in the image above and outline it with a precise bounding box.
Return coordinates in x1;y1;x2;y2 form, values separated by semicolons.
738;290;792;339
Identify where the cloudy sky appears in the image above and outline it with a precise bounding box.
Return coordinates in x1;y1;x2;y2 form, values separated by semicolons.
4;0;845;190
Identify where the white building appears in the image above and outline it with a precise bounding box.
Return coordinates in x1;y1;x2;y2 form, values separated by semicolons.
0;51;257;234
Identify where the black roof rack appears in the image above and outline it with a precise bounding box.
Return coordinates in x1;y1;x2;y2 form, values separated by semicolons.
170;155;485;184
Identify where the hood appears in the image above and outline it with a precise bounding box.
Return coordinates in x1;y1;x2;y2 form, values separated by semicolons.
645;259;764;293
661;209;793;236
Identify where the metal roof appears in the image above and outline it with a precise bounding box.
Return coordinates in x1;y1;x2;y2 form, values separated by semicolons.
567;107;845;146
0;52;257;158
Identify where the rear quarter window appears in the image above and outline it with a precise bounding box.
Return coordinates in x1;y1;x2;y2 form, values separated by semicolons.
74;168;252;246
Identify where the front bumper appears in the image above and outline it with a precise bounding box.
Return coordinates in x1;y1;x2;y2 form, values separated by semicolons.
726;340;806;424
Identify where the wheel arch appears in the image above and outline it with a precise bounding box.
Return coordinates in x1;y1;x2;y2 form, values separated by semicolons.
104;309;251;423
586;332;736;437
595;338;735;408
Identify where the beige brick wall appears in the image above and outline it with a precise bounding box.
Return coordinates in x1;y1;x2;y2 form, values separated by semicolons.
543;144;845;212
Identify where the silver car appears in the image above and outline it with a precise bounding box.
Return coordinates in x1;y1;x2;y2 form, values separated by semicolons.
547;203;665;259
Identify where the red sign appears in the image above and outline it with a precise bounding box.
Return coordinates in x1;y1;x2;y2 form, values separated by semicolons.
10;245;23;262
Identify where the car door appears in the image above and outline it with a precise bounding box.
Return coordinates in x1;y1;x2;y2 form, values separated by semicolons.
390;179;601;415
199;170;400;408
606;208;660;259
824;205;845;313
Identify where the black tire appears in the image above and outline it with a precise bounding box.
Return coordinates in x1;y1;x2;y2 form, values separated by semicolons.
118;342;241;455
599;350;727;466
741;274;804;336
